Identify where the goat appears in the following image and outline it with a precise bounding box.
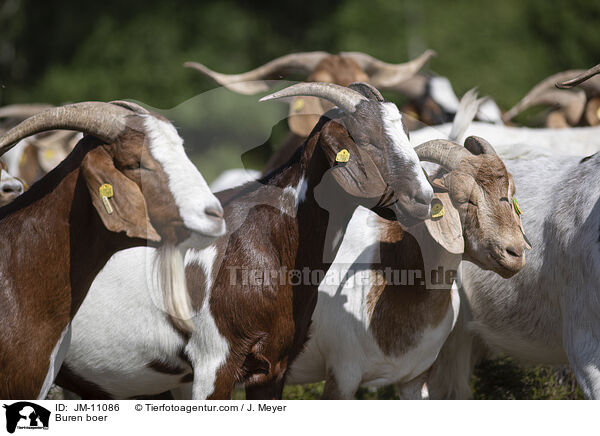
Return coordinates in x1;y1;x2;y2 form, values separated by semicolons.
425;63;600;399
503;66;600;128
0;161;25;207
59;81;434;400
0;101;225;399
286;133;527;398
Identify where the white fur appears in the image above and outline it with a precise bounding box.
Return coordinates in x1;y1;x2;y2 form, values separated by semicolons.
427;155;600;399
210;168;261;193
281;175;307;213
381;103;432;199
428;77;503;124
38;323;71;400
410;121;600;158
287;207;459;398
429;77;461;114
65;243;229;399
66;247;192;398
0;168;24;197
144;116;225;239
185;246;230;399
154;245;194;332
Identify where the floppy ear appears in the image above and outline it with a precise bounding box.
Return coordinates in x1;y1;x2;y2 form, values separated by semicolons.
287;96;328;137
320;123;387;199
423;193;464;254
81;146;161;242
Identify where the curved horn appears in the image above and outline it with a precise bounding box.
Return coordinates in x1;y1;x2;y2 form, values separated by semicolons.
414;139;472;171
184;52;331;95
0;102;136;156
503;70;588;122
0;104;54;120
340;49;436;90
260;82;368;114
556;64;600;89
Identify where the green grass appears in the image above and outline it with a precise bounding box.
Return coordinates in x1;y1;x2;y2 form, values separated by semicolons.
471;357;584;400
239;357;586;400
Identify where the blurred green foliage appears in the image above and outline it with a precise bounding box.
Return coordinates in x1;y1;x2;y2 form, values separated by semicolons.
1;0;599;110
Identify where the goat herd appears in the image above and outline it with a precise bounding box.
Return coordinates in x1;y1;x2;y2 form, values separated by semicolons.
1;52;600;401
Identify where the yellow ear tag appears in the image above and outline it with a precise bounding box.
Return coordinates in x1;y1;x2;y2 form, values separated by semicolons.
293;98;305;113
512;197;522;216
99;183;114;215
431;201;445;219
335;149;350;163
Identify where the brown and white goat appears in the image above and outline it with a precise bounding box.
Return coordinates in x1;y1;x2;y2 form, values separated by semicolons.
0;102;225;399
287;136;528;398
58;81;434;400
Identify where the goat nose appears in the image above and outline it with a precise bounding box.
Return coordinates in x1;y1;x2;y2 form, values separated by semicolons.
413;188;434;206
1;180;24;195
504;245;523;259
205;205;224;220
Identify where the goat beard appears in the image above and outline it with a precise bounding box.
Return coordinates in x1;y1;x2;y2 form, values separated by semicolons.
154;244;194;333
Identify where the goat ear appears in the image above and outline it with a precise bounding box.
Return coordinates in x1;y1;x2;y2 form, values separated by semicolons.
287;96;328;137
81;146;161;242
321;125;387;199
430;176;449;193
423;193;464;254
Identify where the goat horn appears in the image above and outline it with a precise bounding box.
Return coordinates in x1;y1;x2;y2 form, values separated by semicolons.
464;136;498;156
184;52;331;95
504;70;588;122
414;139;472;171
340;49;436;90
556;64;600;89
0;104;54;120
0;102;136;156
260;82;368;114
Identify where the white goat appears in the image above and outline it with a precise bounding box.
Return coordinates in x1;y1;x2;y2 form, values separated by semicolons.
426;63;600;399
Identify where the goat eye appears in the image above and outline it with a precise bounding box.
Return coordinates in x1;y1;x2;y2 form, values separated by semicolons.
456;197;475;206
500;196;510;203
122;163;141;171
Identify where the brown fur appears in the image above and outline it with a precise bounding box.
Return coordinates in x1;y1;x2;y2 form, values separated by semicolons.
367;221;452;356
0;120;188;399
190;118;390;399
56;364;112;400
